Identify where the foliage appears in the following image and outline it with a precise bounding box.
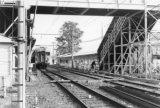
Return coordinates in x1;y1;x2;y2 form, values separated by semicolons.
56;21;83;55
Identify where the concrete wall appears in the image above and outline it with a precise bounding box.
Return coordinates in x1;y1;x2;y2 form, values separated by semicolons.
0;44;14;88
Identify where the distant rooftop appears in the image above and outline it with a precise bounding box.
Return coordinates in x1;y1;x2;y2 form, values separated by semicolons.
58;51;97;58
0;35;12;43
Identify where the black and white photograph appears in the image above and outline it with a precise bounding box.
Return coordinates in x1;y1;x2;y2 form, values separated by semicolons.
0;0;160;108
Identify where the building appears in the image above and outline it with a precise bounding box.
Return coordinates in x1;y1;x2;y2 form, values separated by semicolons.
58;52;97;70
0;35;14;89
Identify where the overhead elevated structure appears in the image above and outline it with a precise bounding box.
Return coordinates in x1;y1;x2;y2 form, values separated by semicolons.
1;0;160;81
0;0;159;107
28;0;157;16
29;0;160;79
96;1;160;79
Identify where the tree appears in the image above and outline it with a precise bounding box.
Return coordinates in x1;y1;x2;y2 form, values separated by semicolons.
56;21;83;67
56;21;83;55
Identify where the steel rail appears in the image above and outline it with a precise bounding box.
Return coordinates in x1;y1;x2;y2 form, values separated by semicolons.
119;80;160;90
58;67;160;108
49;65;160;93
100;86;160;108
47;66;160;108
49;65;112;79
45;69;130;108
113;86;160;106
58;66;160;96
105;80;160;96
59;68;100;80
67;69;160;96
41;70;88;108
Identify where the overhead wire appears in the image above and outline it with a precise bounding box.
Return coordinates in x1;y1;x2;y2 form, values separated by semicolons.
45;15;60;33
82;16;100;28
45;0;63;33
42;16;104;44
45;0;91;33
45;0;68;33
81;37;102;43
35;0;105;46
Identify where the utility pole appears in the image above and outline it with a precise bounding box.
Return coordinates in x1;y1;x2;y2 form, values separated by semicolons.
17;1;26;108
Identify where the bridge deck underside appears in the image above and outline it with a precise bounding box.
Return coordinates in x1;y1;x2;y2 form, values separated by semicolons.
30;6;143;17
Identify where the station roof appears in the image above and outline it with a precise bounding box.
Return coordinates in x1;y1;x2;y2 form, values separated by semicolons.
58;51;97;58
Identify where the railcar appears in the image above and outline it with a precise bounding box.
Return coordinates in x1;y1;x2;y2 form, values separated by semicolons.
31;47;48;70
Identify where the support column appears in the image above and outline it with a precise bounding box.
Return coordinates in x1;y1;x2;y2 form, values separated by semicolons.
121;29;123;75
129;18;132;75
114;38;116;74
102;44;105;70
103;60;105;70
108;38;110;72
17;1;26;108
144;0;148;78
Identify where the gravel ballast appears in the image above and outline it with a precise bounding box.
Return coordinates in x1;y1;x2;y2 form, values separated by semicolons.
26;72;79;108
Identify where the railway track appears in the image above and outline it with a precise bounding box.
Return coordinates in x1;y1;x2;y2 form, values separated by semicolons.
100;86;160;108
46;66;160;108
48;65;160;96
41;70;129;108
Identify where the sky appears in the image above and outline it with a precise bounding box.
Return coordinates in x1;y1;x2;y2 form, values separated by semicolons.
32;15;113;54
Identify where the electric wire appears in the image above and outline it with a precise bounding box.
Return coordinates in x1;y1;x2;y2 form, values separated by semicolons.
45;15;60;33
45;0;61;33
81;37;102;43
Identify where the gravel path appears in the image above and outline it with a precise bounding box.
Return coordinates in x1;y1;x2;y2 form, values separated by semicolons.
26;73;79;108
